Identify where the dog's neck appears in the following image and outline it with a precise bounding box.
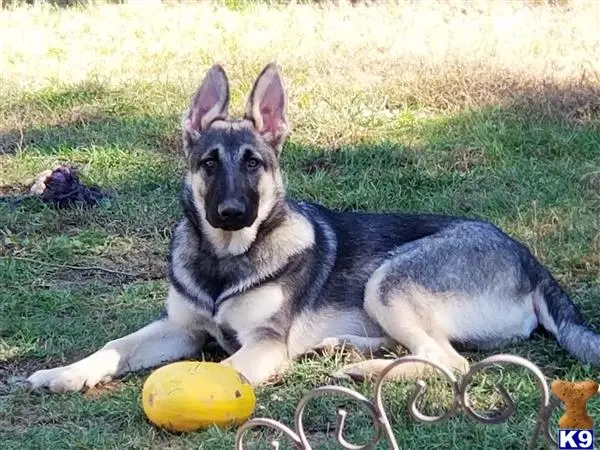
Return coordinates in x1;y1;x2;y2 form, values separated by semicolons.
174;190;315;310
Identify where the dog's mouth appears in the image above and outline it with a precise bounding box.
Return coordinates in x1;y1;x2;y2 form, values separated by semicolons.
206;214;255;232
216;221;249;231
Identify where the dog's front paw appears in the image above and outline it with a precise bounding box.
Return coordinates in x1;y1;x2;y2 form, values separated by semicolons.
27;364;108;393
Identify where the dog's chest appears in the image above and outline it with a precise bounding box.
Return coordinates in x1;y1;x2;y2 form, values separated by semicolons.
214;283;286;345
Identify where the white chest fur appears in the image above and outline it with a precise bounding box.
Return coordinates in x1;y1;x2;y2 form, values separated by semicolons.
215;283;285;345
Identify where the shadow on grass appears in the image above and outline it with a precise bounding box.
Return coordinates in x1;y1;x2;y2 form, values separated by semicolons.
2;73;600;152
0;112;182;157
1;76;599;245
1;79;184;156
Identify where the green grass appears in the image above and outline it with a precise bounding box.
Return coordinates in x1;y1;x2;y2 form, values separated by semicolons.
2;2;600;449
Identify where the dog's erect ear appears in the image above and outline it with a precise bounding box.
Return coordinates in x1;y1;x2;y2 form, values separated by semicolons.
244;63;289;154
182;64;229;147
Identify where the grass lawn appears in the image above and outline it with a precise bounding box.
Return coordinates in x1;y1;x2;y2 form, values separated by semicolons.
1;1;600;449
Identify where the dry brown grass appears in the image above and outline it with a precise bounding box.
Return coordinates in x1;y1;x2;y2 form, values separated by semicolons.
2;1;600;143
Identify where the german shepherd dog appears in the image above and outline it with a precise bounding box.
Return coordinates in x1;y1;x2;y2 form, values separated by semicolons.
28;63;600;392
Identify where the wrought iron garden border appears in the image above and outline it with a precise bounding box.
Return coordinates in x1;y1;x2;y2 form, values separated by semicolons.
235;354;567;450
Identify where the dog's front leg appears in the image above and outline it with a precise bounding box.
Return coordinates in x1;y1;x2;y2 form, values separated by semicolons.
28;288;208;393
27;318;207;393
221;340;289;385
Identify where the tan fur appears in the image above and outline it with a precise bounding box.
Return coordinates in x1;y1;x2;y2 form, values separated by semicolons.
167;286;215;332
215;283;285;345
216;209;314;300
331;261;471;381
209;119;254;132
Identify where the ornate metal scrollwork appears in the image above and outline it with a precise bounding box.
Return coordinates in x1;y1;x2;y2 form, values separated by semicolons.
235;354;563;449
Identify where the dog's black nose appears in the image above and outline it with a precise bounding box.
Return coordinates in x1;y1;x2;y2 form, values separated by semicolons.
217;199;246;220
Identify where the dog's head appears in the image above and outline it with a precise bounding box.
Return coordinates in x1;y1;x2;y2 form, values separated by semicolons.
182;63;288;232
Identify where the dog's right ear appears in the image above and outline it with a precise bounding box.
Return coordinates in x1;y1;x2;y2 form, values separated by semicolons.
182;64;229;153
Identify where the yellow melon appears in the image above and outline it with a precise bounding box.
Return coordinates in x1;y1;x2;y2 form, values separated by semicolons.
141;361;256;432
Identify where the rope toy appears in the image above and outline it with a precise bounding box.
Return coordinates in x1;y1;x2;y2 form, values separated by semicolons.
2;164;109;208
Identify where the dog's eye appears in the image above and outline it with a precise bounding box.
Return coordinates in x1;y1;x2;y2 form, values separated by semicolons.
246;157;260;169
201;158;217;169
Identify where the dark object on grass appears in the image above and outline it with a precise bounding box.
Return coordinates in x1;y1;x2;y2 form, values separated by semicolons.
0;164;110;209
28;164;109;208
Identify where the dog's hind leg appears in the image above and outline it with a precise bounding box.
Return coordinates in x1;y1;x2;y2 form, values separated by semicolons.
308;335;395;354
333;263;469;382
332;335;468;382
28;288;208;392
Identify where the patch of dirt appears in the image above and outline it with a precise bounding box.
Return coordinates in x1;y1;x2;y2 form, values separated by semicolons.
82;380;124;399
48;267;145;288
0;183;28;196
1;105;108;157
0;352;132;400
0;355;71;395
4;232;168;286
506;79;600;124
93;244;168;282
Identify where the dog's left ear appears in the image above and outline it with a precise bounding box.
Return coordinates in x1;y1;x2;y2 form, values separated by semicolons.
244;63;289;154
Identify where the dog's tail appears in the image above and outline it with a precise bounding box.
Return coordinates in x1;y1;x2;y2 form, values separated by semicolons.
535;266;600;365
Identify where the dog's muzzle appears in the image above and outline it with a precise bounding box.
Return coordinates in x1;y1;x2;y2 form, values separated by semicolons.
212;199;252;230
